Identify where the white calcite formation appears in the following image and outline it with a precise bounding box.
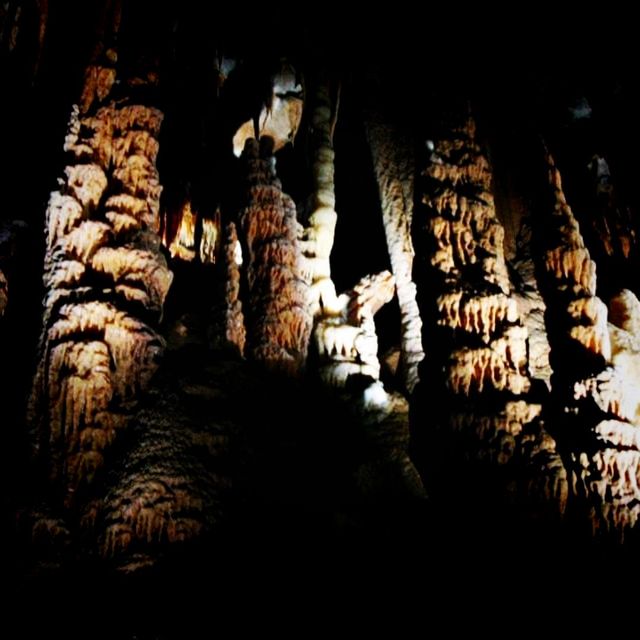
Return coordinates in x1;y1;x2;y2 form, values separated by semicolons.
232;61;303;157
543;157;640;537
418;116;567;511
364;113;424;393
29;61;172;505
301;82;396;396
314;271;395;388
300;81;339;319
301;82;422;496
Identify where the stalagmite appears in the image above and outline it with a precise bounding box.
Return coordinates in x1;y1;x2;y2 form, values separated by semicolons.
364;113;424;393
237;136;311;375
210;221;245;355
300;80;340;318
415;114;567;513
302;80;398;395
541;156;640;536
29;53;172;504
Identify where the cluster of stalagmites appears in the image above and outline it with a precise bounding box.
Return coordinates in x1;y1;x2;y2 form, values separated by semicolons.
420;117;566;509
238;136;312;375
29;81;172;504
543;157;640;537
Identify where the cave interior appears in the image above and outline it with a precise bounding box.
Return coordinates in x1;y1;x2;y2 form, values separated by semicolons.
1;1;640;630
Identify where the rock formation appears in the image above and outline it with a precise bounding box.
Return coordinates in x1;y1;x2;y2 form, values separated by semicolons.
5;3;640;601
415;113;567;513
211;220;246;355
232;62;303;158
364;113;424;393
237;136;311;375
28;51;172;505
541;155;640;538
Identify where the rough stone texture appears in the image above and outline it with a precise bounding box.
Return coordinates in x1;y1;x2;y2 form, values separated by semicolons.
28;63;172;505
237;137;311;375
364;113;424;393
415;114;567;513
510;218;552;385
422;118;528;394
541;156;640;538
89;374;232;572
210;221;245;355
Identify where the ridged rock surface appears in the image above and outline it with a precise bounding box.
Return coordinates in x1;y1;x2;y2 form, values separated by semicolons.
237;137;311;375
29;72;171;505
415;115;567;513
542;156;640;538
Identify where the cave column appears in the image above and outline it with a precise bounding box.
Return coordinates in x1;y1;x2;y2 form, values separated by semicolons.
413;112;567;515
538;153;640;537
28;27;172;506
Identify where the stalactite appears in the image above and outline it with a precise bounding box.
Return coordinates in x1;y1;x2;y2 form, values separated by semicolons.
415;114;567;514
541;155;640;538
237;136;311;375
364;113;424;394
232;61;303;157
28;53;172;505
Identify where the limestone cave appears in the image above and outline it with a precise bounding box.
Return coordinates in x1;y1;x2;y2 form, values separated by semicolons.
1;1;639;633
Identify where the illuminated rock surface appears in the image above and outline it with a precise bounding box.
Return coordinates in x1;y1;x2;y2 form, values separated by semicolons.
415;114;567;514
3;4;640;618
